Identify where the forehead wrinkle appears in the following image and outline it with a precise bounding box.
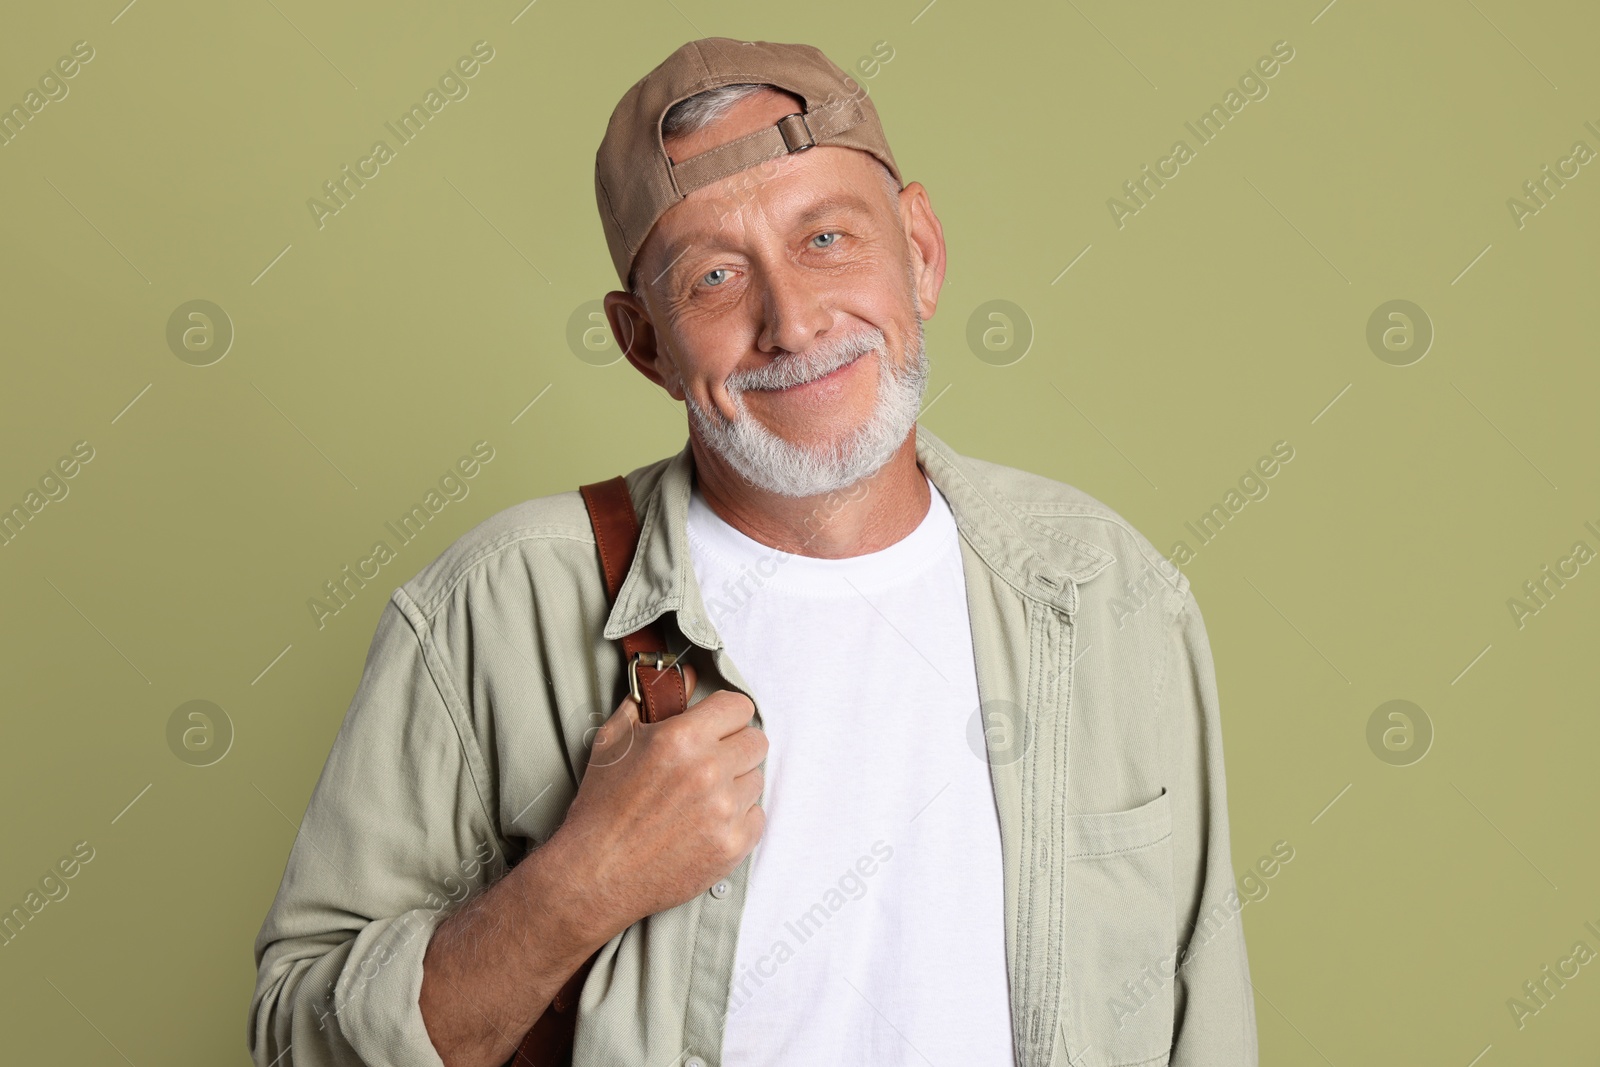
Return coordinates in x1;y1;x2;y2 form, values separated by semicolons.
657;187;879;270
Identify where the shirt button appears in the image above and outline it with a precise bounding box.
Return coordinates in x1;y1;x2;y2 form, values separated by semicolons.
709;879;731;899
686;1058;707;1067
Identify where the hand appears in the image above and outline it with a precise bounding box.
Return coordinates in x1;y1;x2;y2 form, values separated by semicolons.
545;661;767;942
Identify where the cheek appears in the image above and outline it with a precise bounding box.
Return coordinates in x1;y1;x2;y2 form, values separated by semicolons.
708;378;748;416
685;367;740;419
667;332;742;398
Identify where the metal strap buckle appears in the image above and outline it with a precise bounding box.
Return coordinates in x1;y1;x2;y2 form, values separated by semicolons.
629;650;682;706
776;112;815;153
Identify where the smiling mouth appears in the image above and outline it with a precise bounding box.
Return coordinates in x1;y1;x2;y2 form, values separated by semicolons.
765;348;868;392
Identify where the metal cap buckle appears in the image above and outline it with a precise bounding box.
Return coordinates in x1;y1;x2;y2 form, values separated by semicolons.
777;112;815;153
629;650;683;707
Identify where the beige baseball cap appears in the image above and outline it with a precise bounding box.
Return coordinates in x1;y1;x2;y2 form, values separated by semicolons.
595;37;902;290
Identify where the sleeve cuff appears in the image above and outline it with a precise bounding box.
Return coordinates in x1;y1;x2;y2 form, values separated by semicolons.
334;907;451;1067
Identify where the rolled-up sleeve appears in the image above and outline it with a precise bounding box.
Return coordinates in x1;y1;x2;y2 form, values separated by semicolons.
1161;588;1259;1065
249;590;504;1067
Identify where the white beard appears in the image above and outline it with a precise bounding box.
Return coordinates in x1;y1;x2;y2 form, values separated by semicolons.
682;315;929;499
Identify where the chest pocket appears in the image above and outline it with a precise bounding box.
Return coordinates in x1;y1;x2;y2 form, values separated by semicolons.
1059;787;1176;1067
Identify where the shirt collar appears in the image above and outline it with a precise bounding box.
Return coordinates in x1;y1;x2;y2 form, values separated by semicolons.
602;424;1116;647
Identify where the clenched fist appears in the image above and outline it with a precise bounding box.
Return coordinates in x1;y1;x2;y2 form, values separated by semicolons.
546;661;768;942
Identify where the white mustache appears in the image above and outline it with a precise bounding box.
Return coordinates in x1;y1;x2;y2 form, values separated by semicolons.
730;328;885;392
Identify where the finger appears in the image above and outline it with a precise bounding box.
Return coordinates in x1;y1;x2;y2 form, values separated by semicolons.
731;764;765;811
684;688;758;739
739;803;767;849
601;691;640;733
725;724;768;776
588;695;639;769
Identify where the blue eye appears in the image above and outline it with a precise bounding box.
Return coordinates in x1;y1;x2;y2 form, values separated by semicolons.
701;268;729;287
812;232;841;248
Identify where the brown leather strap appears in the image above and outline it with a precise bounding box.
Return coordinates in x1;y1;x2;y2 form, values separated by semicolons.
506;961;595;1067
507;475;689;1067
580;475;690;724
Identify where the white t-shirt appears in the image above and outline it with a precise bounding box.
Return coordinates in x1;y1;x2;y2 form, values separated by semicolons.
686;471;1016;1066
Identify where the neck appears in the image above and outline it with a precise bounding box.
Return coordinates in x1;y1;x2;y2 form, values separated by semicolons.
688;429;930;559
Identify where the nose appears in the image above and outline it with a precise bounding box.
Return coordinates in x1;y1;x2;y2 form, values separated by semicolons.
754;258;832;356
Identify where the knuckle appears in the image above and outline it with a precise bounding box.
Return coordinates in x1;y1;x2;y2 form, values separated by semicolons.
654;720;693;760
691;761;721;794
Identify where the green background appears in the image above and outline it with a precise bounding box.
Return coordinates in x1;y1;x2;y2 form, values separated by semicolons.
2;0;1596;1063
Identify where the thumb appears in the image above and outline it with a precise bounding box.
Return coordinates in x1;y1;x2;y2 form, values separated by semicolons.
589;694;640;769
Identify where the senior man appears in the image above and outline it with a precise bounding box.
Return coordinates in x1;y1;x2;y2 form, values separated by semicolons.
249;37;1258;1067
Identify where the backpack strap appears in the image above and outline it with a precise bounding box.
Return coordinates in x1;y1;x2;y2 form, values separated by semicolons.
578;475;690;723
507;474;689;1067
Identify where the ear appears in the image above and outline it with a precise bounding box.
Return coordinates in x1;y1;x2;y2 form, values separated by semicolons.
603;290;683;400
898;181;947;322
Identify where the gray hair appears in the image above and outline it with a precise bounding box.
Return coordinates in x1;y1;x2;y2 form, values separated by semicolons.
630;82;901;302
661;81;772;141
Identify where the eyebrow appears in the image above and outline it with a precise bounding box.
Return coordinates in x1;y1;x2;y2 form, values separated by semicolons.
654;191;879;279
791;191;878;229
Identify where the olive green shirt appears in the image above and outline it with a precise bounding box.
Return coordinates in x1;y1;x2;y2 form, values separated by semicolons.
249;423;1258;1067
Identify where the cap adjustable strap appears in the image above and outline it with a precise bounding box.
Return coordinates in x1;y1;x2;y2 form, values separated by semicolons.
670;97;866;197
776;112;815;152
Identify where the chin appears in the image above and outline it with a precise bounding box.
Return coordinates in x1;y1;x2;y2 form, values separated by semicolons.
758;404;877;451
